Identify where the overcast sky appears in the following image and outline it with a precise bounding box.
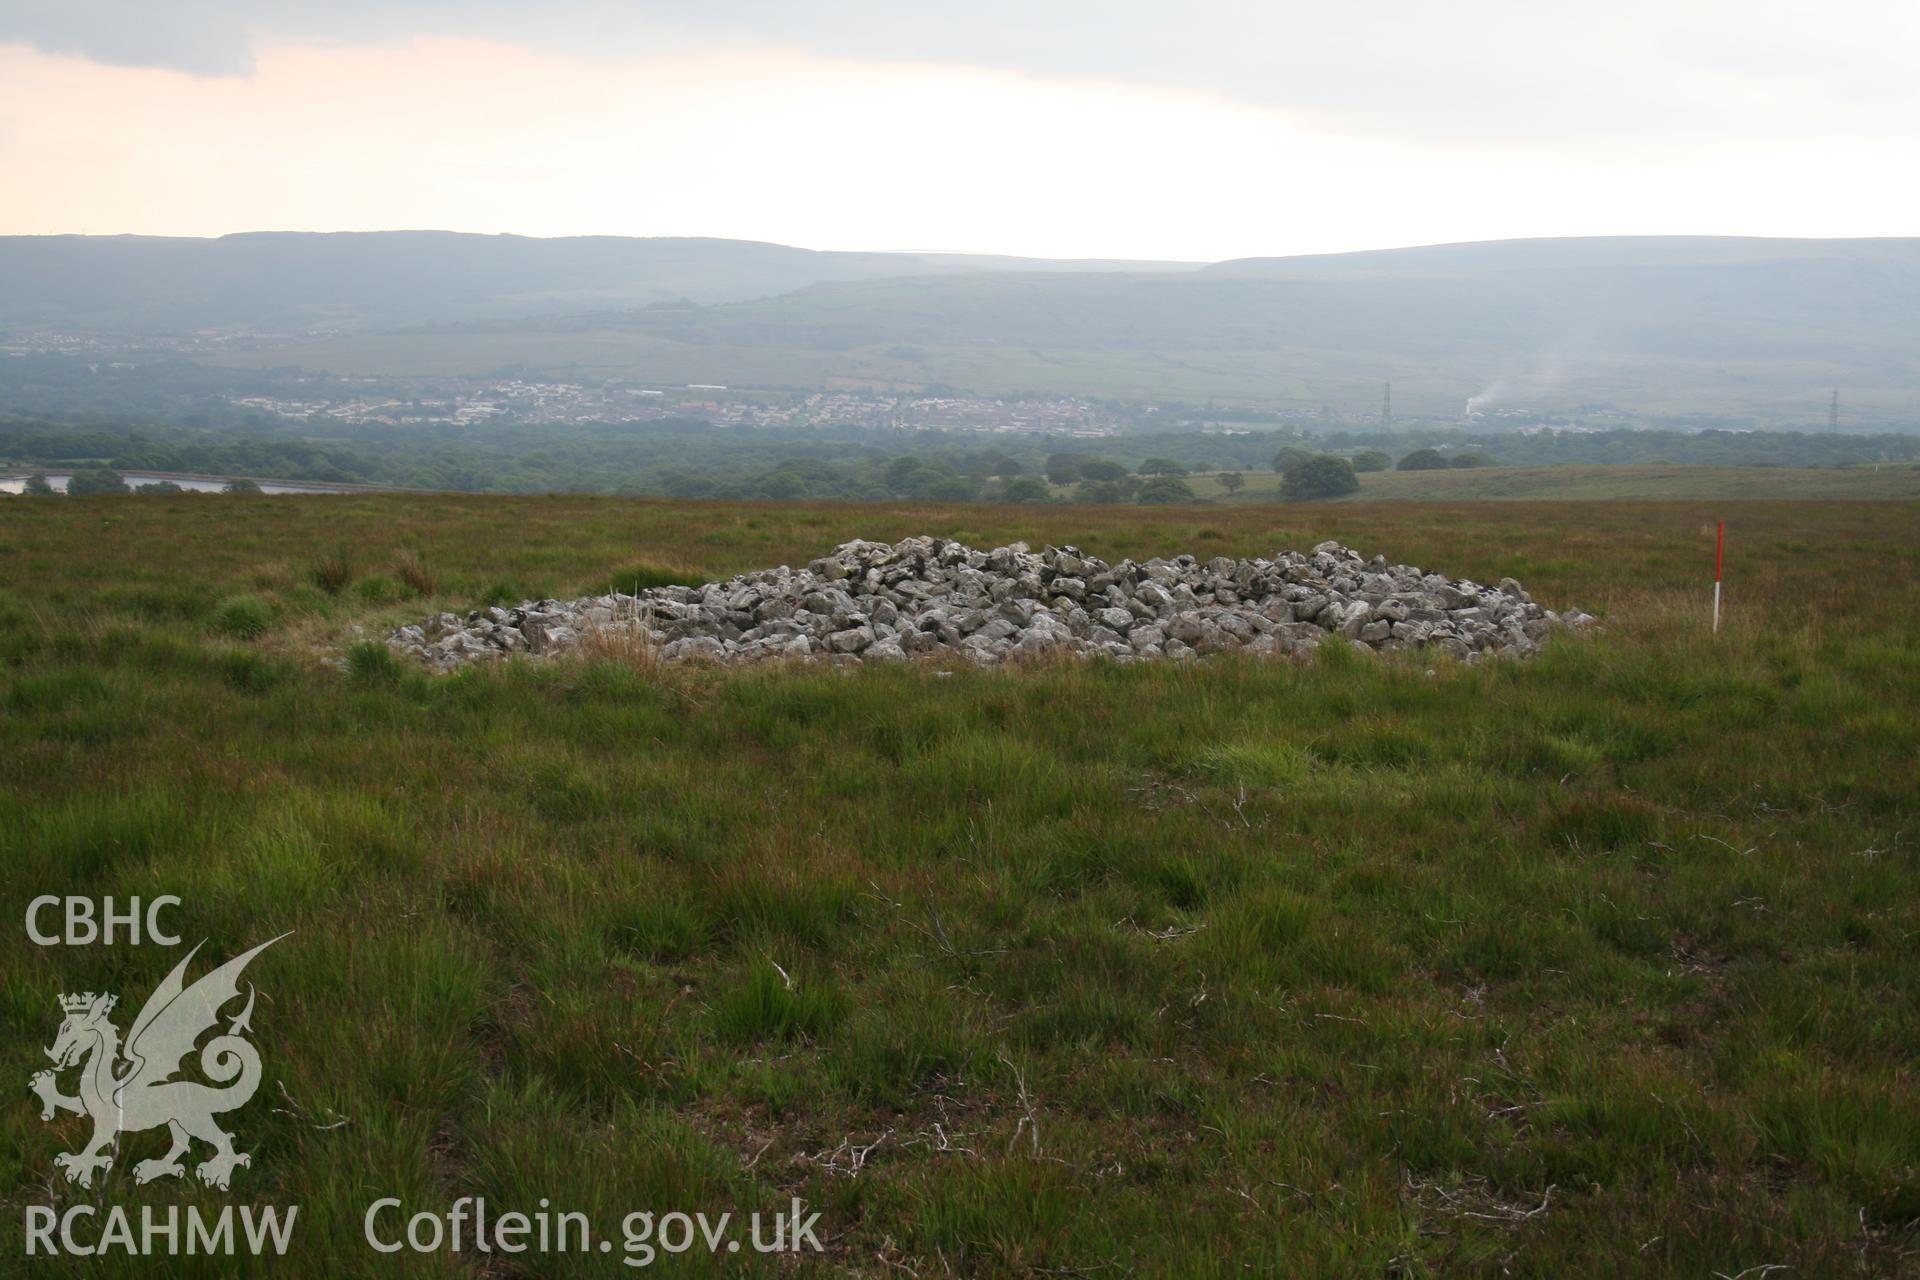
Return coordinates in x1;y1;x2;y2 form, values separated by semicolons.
2;2;1916;259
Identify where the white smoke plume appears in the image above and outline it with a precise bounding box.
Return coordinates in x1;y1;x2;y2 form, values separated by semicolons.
1464;351;1572;417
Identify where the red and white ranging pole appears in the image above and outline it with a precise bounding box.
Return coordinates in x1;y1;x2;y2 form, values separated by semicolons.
1713;520;1725;635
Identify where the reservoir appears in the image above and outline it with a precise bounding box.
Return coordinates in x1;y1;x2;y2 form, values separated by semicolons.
0;471;368;495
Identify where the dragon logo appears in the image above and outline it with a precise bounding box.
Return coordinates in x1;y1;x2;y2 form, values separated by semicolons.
29;935;287;1191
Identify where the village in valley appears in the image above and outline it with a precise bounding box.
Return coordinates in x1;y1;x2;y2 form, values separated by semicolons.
225;381;1131;435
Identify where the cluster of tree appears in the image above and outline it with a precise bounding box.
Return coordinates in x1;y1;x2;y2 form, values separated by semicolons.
1274;444;1492;475
1072;474;1199;504
1277;454;1360;500
1256;444;1494;498
1313;427;1920;469
1395;448;1497;470
68;468;130;496
0;354;298;434
15;468;264;496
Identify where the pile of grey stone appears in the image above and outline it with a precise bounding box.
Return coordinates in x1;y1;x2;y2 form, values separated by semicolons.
386;537;1594;672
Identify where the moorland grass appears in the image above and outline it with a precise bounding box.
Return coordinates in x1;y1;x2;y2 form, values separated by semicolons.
0;494;1916;1277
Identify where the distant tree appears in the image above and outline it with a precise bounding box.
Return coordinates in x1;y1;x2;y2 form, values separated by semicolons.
1000;476;1052;503
1136;476;1198;504
1219;471;1246;494
1044;453;1087;485
1396;448;1450;471
918;476;981;502
905;465;967;500
1271;445;1313;474
136;480;185;495
1072;479;1129;504
884;456;928;491
772;456;845;485
1450;451;1497;468
1078;458;1129;482
66;468;129;496
22;473;56;496
1282;455;1361;500
658;471;719;499
1350;449;1393;473
755;470;810;500
222;478;264;494
962;449;1024;478
1136;457;1188;476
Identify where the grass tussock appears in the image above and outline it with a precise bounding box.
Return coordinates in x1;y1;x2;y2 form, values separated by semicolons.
0;494;1916;1275
210;593;275;639
342;637;404;684
311;548;354;596
574;607;661;674
391;544;438;597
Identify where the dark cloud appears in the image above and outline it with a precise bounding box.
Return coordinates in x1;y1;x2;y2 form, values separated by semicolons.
2;0;1914;144
0;0;256;74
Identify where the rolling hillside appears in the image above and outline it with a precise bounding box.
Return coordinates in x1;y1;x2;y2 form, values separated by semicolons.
0;231;1196;332
11;233;1920;422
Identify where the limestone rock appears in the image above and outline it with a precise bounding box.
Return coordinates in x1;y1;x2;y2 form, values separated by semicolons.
383;537;1577;672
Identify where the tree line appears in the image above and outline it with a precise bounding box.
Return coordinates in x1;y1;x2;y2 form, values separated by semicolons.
6;411;1917;504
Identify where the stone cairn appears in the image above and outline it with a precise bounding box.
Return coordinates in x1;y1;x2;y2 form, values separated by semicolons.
386;537;1594;672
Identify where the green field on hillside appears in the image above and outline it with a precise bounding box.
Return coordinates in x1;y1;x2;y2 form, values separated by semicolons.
1186;464;1920;503
3;495;1917;1276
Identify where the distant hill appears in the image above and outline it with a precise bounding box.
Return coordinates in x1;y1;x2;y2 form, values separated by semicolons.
1211;235;1920;274
643;236;1920;359
0;231;1197;331
1204;235;1920;383
6;232;1918;423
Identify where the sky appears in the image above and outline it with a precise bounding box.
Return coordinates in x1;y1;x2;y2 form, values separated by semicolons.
2;2;1916;260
